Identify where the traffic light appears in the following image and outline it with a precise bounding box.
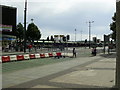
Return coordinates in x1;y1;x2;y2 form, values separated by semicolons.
63;36;66;41
67;35;70;40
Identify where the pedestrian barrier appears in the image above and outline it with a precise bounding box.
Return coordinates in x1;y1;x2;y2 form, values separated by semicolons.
1;52;73;63
17;55;24;60
52;52;57;56
40;53;45;58
29;54;35;59
45;53;49;58
56;52;61;57
10;55;17;61
24;54;30;60
61;53;73;57
67;53;73;57
61;53;65;56
2;56;10;62
0;56;1;63
35;54;40;58
48;53;53;57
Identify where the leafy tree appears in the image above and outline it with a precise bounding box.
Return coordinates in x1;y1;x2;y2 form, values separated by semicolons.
47;36;49;41
50;36;54;41
110;13;116;41
26;23;41;42
16;23;24;40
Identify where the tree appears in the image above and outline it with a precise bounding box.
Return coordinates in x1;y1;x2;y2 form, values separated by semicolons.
47;36;49;41
50;36;54;41
26;23;41;42
110;13;116;41
16;23;24;40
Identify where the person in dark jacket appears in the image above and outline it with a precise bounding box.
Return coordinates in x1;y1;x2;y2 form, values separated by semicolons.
73;48;76;58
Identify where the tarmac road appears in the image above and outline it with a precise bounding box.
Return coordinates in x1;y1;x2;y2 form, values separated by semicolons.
2;47;116;89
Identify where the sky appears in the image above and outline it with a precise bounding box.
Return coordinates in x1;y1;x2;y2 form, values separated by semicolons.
1;0;116;41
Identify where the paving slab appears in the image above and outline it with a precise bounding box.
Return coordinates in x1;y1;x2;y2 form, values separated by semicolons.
3;56;100;88
2;52;116;89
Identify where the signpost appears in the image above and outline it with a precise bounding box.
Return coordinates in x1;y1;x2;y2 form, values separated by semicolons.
116;0;120;89
104;35;110;54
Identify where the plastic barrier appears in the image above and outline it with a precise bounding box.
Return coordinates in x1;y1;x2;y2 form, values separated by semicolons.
52;52;57;56
17;55;24;60
24;54;30;60
45;53;49;58
67;53;73;57
49;53;53;57
40;53;45;58
10;55;17;61
35;54;40;58
56;52;61;57
29;54;35;59
2;56;10;62
61;53;65;56
0;56;1;63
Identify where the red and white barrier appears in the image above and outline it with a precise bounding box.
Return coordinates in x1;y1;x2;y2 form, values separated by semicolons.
17;55;24;60
40;53;45;58
35;54;40;58
10;55;17;61
45;53;49;58
0;56;2;63
29;54;35;59
67;53;73;57
24;54;30;60
2;56;10;62
52;52;57;56
1;52;73;63
49;53;53;57
56;52;61;57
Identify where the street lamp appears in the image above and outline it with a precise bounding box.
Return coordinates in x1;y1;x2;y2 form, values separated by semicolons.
24;0;27;53
75;29;77;42
88;21;94;49
80;30;83;41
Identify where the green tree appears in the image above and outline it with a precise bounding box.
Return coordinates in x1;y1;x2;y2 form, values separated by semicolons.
50;36;54;41
110;13;116;41
16;23;24;41
26;23;41;42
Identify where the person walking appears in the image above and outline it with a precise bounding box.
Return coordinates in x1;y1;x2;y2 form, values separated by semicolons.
28;44;32;52
73;48;76;58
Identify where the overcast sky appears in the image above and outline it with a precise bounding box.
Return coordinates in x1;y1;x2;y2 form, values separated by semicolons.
1;0;116;41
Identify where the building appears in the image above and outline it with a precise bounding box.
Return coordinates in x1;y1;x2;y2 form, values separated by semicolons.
0;5;17;48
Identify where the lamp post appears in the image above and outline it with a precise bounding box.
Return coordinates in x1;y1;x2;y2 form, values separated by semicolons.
116;0;120;88
80;30;83;41
88;21;94;49
24;0;27;53
75;29;77;42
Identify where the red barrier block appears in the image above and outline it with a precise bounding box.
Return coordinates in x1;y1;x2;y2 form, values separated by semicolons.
2;56;10;62
17;55;24;60
56;52;61;56
40;53;45;58
49;53;53;57
29;54;35;59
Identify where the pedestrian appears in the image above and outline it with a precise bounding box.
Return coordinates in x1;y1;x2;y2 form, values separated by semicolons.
92;47;97;56
28;44;32;52
73;48;76;58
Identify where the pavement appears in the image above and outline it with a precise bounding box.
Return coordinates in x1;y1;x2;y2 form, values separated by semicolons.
2;47;117;89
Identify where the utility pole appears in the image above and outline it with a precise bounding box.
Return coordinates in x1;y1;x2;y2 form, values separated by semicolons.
87;21;94;49
116;0;120;89
24;0;27;53
80;30;83;41
75;29;77;42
